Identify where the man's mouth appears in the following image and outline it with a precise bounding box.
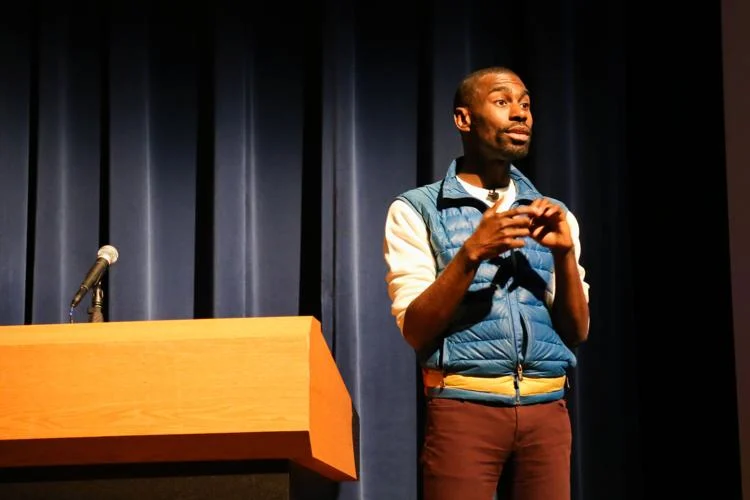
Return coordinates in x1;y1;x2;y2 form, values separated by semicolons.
505;128;531;142
506;127;530;136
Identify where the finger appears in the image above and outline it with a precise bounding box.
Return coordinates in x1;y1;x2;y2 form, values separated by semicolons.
541;204;564;220
483;196;506;218
498;227;531;238
504;206;537;218
495;224;531;236
491;196;505;210
531;225;550;239
498;215;532;230
530;198;550;210
504;239;526;250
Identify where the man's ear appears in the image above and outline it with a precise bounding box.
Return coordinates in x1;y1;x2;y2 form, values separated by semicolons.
453;107;471;132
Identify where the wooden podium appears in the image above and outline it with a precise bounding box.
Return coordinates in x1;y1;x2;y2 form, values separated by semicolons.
0;316;357;499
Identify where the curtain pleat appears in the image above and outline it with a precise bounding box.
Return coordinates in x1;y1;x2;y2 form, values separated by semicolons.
0;17;31;325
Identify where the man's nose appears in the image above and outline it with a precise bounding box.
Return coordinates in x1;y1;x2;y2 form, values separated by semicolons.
510;104;528;121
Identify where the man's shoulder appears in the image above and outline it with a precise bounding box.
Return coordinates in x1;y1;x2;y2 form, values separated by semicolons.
395;179;442;208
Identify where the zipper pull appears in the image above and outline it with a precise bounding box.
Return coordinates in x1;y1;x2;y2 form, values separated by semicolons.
517;364;523;381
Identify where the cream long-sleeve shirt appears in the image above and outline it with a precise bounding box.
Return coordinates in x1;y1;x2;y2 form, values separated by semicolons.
383;177;590;333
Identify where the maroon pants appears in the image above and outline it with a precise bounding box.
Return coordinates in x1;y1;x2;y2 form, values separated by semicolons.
421;398;572;500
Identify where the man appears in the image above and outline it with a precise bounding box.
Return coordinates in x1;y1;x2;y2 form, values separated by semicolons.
383;66;590;500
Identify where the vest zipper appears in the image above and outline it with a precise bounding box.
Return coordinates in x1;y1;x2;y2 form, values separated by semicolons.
509;249;523;405
512;365;521;404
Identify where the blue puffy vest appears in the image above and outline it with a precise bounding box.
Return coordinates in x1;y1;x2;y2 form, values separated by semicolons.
397;160;576;405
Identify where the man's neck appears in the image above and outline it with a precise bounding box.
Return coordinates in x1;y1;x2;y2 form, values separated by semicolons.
456;156;511;190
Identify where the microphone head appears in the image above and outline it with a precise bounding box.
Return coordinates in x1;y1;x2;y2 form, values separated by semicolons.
97;245;119;265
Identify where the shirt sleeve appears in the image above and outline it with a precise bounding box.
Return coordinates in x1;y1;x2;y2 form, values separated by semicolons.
544;210;590;307
383;199;437;333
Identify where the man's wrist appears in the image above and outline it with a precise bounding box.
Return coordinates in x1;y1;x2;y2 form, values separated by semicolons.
459;244;483;270
551;246;575;259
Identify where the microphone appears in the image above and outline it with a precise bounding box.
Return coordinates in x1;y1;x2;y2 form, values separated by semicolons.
70;245;119;309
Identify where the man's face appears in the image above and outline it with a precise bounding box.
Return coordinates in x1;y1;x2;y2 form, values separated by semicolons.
460;72;533;161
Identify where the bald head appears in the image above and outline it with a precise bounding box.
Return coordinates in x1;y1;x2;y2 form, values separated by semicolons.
453;66;520;111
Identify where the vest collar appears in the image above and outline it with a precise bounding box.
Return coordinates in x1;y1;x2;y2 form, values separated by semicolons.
441;158;542;203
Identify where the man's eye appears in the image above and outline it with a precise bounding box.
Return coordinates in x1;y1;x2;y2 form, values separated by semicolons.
495;100;507;106
521;102;530;109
